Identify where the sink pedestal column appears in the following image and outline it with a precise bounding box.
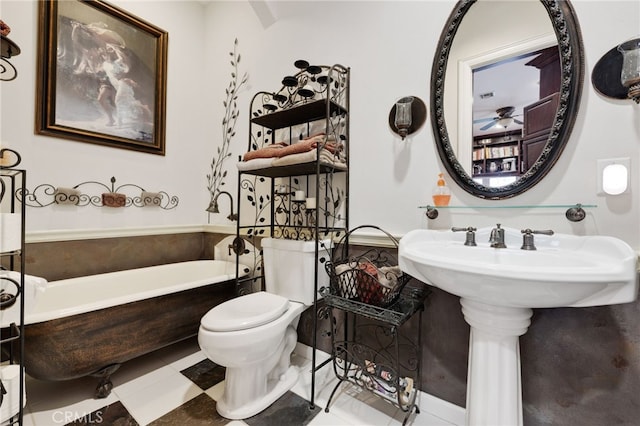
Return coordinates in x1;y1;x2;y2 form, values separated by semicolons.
460;298;533;426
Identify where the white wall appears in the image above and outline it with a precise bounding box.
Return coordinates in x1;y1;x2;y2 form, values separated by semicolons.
1;0;638;250
1;0;210;231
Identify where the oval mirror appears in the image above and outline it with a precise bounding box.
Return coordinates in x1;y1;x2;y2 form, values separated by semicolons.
431;0;584;199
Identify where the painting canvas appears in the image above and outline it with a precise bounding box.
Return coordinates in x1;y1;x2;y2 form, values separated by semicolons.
36;0;168;155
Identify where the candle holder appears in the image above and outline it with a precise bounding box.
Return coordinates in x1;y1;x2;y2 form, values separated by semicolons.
592;37;640;104
389;96;427;140
618;39;640;103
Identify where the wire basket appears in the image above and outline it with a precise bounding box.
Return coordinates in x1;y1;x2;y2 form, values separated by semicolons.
324;225;411;308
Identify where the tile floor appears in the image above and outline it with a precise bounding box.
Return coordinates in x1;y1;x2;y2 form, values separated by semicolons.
21;337;462;425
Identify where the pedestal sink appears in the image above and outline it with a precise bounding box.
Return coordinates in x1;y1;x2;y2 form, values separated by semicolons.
398;226;639;426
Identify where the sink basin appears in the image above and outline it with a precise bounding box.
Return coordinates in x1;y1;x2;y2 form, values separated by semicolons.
398;226;639;426
399;226;638;308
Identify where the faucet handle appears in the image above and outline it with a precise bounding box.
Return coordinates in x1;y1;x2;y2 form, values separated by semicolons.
520;229;554;250
451;226;477;246
521;228;554;236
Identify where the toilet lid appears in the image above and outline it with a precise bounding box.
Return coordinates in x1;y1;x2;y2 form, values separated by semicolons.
201;291;289;332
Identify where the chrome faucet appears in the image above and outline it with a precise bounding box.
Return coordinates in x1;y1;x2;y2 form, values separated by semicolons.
489;224;507;248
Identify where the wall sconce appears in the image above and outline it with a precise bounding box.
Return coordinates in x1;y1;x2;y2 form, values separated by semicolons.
619;39;640;103
389;96;427;140
592;37;640;103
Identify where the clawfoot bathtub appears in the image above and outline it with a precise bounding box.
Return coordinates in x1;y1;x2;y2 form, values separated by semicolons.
20;260;245;398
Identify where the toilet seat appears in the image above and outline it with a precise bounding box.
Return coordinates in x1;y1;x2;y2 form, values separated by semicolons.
201;291;289;332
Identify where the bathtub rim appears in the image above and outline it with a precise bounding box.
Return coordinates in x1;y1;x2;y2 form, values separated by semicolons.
25;260;249;325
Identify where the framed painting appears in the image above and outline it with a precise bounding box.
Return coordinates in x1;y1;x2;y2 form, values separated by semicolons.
36;0;168;155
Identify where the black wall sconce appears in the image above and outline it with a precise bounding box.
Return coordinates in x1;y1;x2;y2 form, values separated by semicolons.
592;37;640;104
388;96;427;139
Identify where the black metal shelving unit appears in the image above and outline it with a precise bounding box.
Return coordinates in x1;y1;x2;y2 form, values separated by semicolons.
1;149;26;426
234;62;350;408
1;32;24;425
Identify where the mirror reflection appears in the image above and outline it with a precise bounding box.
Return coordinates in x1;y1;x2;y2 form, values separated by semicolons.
446;0;556;188
471;44;559;188
433;0;584;199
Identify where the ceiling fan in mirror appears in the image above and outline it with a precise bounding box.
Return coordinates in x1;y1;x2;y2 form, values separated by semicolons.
473;106;523;131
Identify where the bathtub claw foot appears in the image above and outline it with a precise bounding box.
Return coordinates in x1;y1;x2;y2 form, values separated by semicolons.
91;364;120;398
95;379;113;399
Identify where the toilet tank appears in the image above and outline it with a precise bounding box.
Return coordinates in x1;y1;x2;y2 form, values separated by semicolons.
261;238;331;306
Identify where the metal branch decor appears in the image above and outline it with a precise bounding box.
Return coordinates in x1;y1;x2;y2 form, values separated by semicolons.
206;39;248;213
17;176;178;209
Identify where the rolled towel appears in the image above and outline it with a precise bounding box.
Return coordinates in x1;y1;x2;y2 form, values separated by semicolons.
141;191;161;207
54;187;81;205
377;266;403;290
102;192;126;208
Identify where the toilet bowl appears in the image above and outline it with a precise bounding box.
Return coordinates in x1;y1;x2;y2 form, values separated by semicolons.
198;291;305;419
198;237;330;420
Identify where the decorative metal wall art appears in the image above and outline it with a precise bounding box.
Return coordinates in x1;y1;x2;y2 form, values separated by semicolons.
16;176;178;209
206;38;248;216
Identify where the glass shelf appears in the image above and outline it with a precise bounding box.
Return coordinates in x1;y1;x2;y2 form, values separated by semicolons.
419;203;596;222
419;203;597;210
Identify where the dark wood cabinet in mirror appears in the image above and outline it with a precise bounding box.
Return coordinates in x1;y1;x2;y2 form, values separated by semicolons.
430;0;584;199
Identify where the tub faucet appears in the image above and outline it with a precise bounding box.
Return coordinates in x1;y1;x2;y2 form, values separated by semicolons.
489;224;507;248
206;191;238;221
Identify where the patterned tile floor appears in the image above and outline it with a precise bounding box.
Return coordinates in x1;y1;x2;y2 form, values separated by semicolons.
22;337;459;425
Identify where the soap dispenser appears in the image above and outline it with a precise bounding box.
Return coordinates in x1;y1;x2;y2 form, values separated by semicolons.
432;173;451;206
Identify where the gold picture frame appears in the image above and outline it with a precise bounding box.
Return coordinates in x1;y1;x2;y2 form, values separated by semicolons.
36;0;168;155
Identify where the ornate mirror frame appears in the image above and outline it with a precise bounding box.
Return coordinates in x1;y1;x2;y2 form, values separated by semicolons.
430;0;584;199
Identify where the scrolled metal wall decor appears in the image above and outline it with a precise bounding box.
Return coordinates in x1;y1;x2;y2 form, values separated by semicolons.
16;176;179;209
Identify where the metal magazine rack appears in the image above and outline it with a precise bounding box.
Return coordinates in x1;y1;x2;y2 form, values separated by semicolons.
320;225;429;425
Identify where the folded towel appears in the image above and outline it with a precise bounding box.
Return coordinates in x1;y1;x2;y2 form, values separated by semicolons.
236;157;274;171
0;213;21;252
334;262;359;299
274;133;338;157
242;141;288;161
242;133;339;162
271;148;346;169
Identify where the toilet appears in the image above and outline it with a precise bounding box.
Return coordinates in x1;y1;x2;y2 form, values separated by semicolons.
198;237;330;420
